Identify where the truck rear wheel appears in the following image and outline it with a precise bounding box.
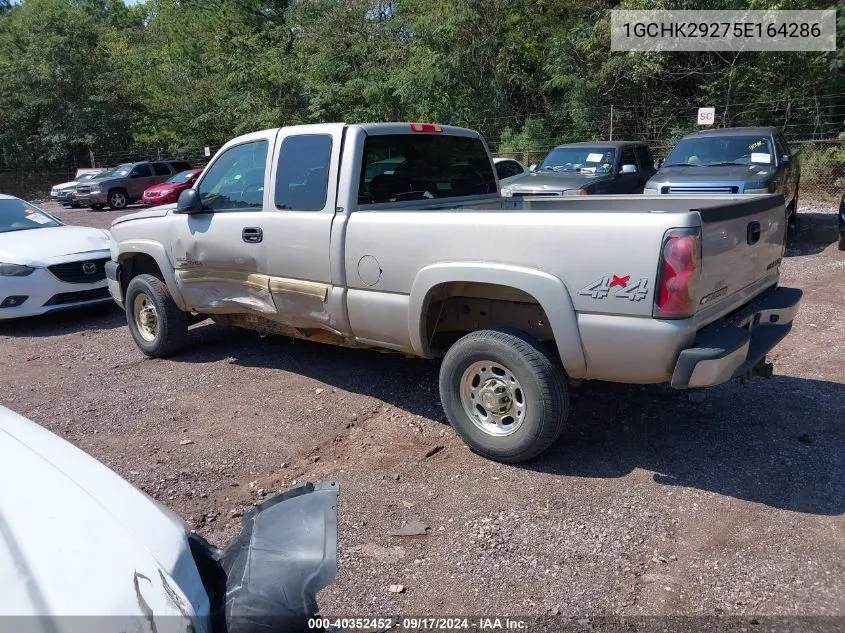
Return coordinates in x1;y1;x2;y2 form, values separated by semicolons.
125;274;188;357
439;328;569;463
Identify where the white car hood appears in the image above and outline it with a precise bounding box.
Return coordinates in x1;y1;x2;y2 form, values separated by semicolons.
0;226;111;266
0;406;209;626
52;180;79;191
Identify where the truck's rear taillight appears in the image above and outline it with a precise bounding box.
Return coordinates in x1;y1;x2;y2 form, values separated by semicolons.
654;227;702;319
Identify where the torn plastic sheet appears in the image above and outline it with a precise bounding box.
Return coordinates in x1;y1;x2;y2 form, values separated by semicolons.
190;481;339;633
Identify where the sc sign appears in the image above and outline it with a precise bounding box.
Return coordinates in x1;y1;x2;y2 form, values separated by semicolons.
697;107;715;125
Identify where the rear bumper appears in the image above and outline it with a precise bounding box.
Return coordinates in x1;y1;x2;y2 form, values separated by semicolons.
671;287;802;389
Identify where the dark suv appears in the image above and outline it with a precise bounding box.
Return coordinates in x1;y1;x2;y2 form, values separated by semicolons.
75;160;193;210
499;141;658;197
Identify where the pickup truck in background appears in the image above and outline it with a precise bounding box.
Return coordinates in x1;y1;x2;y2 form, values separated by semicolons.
645;127;800;229
105;122;802;463
500;141;657;197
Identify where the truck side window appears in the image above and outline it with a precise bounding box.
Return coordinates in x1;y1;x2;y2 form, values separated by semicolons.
634;146;653;170
275;135;332;210
197;140;268;211
619;147;637;170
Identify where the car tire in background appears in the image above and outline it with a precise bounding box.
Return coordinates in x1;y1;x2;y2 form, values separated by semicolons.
838;233;845;251
438;327;569;463
125;274;188;357
107;189;129;210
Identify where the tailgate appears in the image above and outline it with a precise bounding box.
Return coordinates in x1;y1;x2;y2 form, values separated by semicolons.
695;194;786;322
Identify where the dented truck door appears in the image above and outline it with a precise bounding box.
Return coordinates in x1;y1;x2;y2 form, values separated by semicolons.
170;132;276;314
260;124;346;330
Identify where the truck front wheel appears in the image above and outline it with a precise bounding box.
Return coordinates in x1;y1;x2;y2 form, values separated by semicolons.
439;328;569;463
125;274;188;357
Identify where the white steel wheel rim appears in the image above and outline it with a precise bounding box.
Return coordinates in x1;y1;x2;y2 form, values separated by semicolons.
459;360;527;437
133;292;158;342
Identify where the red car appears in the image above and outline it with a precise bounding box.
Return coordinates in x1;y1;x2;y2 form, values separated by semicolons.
141;168;202;206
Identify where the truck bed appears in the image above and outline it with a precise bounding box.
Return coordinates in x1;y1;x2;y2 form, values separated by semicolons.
343;193;787;383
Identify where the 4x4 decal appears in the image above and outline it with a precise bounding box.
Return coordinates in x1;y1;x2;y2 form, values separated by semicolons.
578;275;649;301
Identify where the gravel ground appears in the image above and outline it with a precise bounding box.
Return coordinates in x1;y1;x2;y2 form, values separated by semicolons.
1;199;843;621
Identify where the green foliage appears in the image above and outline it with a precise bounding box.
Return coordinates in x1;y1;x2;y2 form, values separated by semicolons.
0;0;843;169
800;144;845;193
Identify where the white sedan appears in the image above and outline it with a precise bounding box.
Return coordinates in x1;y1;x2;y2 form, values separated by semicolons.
0;194;112;320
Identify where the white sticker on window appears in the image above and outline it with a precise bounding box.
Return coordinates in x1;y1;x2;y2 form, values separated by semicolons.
751;152;771;164
25;211;52;224
586;153;604;163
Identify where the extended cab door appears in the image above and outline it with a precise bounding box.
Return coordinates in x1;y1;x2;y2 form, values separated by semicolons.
260;124;346;328
169;132;275;314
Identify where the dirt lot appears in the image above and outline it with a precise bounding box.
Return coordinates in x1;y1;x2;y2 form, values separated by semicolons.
1;200;844;620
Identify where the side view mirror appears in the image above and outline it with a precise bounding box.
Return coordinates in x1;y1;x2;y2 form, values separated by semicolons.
176;188;204;214
620;164;638;174
529;164;537;173
129;172;142;179
654;157;665;170
781;154;792;166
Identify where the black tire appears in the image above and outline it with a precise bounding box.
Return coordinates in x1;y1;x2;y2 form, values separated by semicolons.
107;188;129;210
125;274;188;357
439;328;569;463
838;233;845;251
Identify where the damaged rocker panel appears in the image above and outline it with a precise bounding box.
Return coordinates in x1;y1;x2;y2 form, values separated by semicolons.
176;267;330;301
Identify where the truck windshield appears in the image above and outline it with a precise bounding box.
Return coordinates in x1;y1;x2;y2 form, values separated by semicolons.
666;136;774;166
0;199;62;233
539;147;615;174
359;134;497;204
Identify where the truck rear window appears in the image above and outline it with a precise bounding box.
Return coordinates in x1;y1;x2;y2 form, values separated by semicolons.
359;134;496;204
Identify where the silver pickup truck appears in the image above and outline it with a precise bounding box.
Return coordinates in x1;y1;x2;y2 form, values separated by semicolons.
105;123;802;463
